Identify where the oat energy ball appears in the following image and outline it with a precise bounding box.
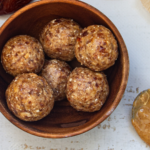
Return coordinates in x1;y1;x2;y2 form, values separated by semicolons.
41;59;71;101
1;35;44;76
39;18;82;61
75;25;118;71
66;67;109;112
5;73;54;121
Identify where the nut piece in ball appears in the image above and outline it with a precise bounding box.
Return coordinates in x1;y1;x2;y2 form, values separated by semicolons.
75;25;118;71
41;59;72;101
132;89;150;146
39;18;82;61
5;73;54;121
1;35;45;76
66;67;109;112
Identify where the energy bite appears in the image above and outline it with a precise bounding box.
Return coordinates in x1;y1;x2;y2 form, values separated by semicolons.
41;59;71;101
5;73;54;121
75;25;118;71
1;35;44;76
66;67;109;112
39;18;82;61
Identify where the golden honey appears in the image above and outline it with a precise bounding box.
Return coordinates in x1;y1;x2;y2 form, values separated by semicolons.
132;89;150;145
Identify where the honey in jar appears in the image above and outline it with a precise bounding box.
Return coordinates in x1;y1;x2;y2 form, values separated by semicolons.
132;89;150;145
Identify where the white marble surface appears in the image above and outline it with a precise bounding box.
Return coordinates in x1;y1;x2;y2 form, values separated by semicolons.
0;0;150;149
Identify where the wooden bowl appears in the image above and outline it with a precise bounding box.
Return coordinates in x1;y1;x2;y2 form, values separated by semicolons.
0;0;129;138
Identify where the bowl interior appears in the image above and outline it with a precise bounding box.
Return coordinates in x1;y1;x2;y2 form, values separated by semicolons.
0;0;128;138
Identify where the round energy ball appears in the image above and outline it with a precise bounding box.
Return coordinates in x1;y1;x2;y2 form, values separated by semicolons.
66;67;109;112
1;35;44;76
41;59;71;101
39;18;82;61
5;73;54;121
75;25;118;71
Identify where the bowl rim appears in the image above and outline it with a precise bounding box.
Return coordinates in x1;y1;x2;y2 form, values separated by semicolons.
0;0;129;138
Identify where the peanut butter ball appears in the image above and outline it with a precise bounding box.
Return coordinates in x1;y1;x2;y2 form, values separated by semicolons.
39;18;82;61
41;59;71;101
75;25;118;71
1;35;44;76
66;67;109;112
6;73;54;121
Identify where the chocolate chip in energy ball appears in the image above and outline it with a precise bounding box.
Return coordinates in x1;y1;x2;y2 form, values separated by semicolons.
39;18;82;61
75;25;118;71
41;59;72;101
1;35;45;76
5;73;54;121
66;67;109;112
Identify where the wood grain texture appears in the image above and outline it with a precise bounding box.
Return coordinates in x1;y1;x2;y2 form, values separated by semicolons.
0;0;129;138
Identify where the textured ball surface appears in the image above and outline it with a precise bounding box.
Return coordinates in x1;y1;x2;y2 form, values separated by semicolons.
66;67;109;112
6;73;54;121
40;18;82;61
41;59;71;101
75;25;118;71
1;35;44;76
